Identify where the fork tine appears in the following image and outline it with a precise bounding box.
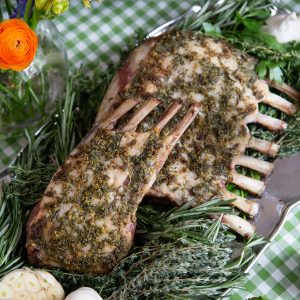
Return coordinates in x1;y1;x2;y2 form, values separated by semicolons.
153;101;182;132
122;98;161;132
100;98;139;130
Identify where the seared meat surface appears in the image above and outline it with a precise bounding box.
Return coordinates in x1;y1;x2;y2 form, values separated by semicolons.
96;30;295;215
26;30;297;272
26;101;199;273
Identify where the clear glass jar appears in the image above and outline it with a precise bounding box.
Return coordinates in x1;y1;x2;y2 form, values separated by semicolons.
0;20;68;139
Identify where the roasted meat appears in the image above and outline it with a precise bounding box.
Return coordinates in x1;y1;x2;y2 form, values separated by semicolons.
26;101;199;273
96;30;298;219
26;30;299;273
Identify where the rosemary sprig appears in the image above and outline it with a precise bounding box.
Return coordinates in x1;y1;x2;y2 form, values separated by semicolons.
1;0;299;297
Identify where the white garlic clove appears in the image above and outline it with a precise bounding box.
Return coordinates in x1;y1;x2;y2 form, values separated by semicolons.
0;269;65;300
65;287;103;300
46;285;65;300
23;272;42;293
0;281;14;299
37;290;49;300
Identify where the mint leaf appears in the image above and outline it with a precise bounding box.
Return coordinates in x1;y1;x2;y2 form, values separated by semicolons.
202;22;221;35
256;61;268;79
242;18;261;32
256;61;285;84
269;66;284;84
256;31;285;52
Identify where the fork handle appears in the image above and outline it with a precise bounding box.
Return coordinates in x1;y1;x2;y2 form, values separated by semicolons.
146;5;202;38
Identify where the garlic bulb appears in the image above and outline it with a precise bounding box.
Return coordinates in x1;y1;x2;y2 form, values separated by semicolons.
65;287;103;300
263;12;300;43
0;268;64;300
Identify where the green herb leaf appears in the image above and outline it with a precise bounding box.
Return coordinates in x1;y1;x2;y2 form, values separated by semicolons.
202;22;221;35
269;65;284;84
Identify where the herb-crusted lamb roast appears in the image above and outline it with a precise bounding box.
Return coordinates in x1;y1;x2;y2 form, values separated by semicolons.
96;30;296;219
26;30;297;273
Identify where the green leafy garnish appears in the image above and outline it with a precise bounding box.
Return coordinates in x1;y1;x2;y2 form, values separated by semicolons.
1;0;300;298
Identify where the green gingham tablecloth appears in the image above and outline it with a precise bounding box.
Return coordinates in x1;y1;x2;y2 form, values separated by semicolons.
1;1;300;299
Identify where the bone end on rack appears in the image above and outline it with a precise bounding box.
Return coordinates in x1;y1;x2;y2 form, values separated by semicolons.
222;190;259;217
248;137;280;157
231;172;265;195
266;80;300;102
256;112;287;132
233;155;274;176
211;214;255;238
263;92;297;116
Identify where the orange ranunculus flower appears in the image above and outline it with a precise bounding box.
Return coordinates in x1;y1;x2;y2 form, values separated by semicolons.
0;19;38;71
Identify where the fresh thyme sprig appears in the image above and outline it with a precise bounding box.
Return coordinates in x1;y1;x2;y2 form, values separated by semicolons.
0;0;299;298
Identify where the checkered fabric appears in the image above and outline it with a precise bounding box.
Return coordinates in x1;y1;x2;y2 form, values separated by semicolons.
55;0;191;71
1;1;300;299
229;204;300;299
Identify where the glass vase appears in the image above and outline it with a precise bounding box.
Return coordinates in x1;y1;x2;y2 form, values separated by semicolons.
0;19;68;139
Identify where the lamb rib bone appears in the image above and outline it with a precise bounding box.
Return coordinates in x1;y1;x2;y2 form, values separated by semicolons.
26;98;200;273
266;80;300;102
210;214;255;238
232;155;273;176
95;31;298;235
221;190;259;217
231;171;265;196
247;137;280;157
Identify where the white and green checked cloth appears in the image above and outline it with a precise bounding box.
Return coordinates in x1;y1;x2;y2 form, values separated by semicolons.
1;1;300;299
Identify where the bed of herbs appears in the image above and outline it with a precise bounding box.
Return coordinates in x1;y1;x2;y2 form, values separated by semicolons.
1;0;300;299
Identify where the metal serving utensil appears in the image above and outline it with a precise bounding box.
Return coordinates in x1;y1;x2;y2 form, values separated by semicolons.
1;3;299;296
146;4;202;38
145;4;300;297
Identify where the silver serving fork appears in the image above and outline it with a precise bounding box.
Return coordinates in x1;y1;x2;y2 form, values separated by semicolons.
146;4;202;38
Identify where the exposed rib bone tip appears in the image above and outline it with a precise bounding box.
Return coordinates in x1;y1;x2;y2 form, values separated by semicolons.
222;190;259;217
256;112;287;132
211;214;255;238
231;172;265;195
233;155;274;176
154;101;182;132
248;137;280;157
101;98;139;130
263;92;297;116
122;98;160;131
222;214;255;238
266;80;300;102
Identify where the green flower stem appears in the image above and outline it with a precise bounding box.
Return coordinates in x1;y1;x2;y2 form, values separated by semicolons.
30;7;39;30
0;83;21;103
0;6;3;22
4;0;13;16
23;0;34;24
